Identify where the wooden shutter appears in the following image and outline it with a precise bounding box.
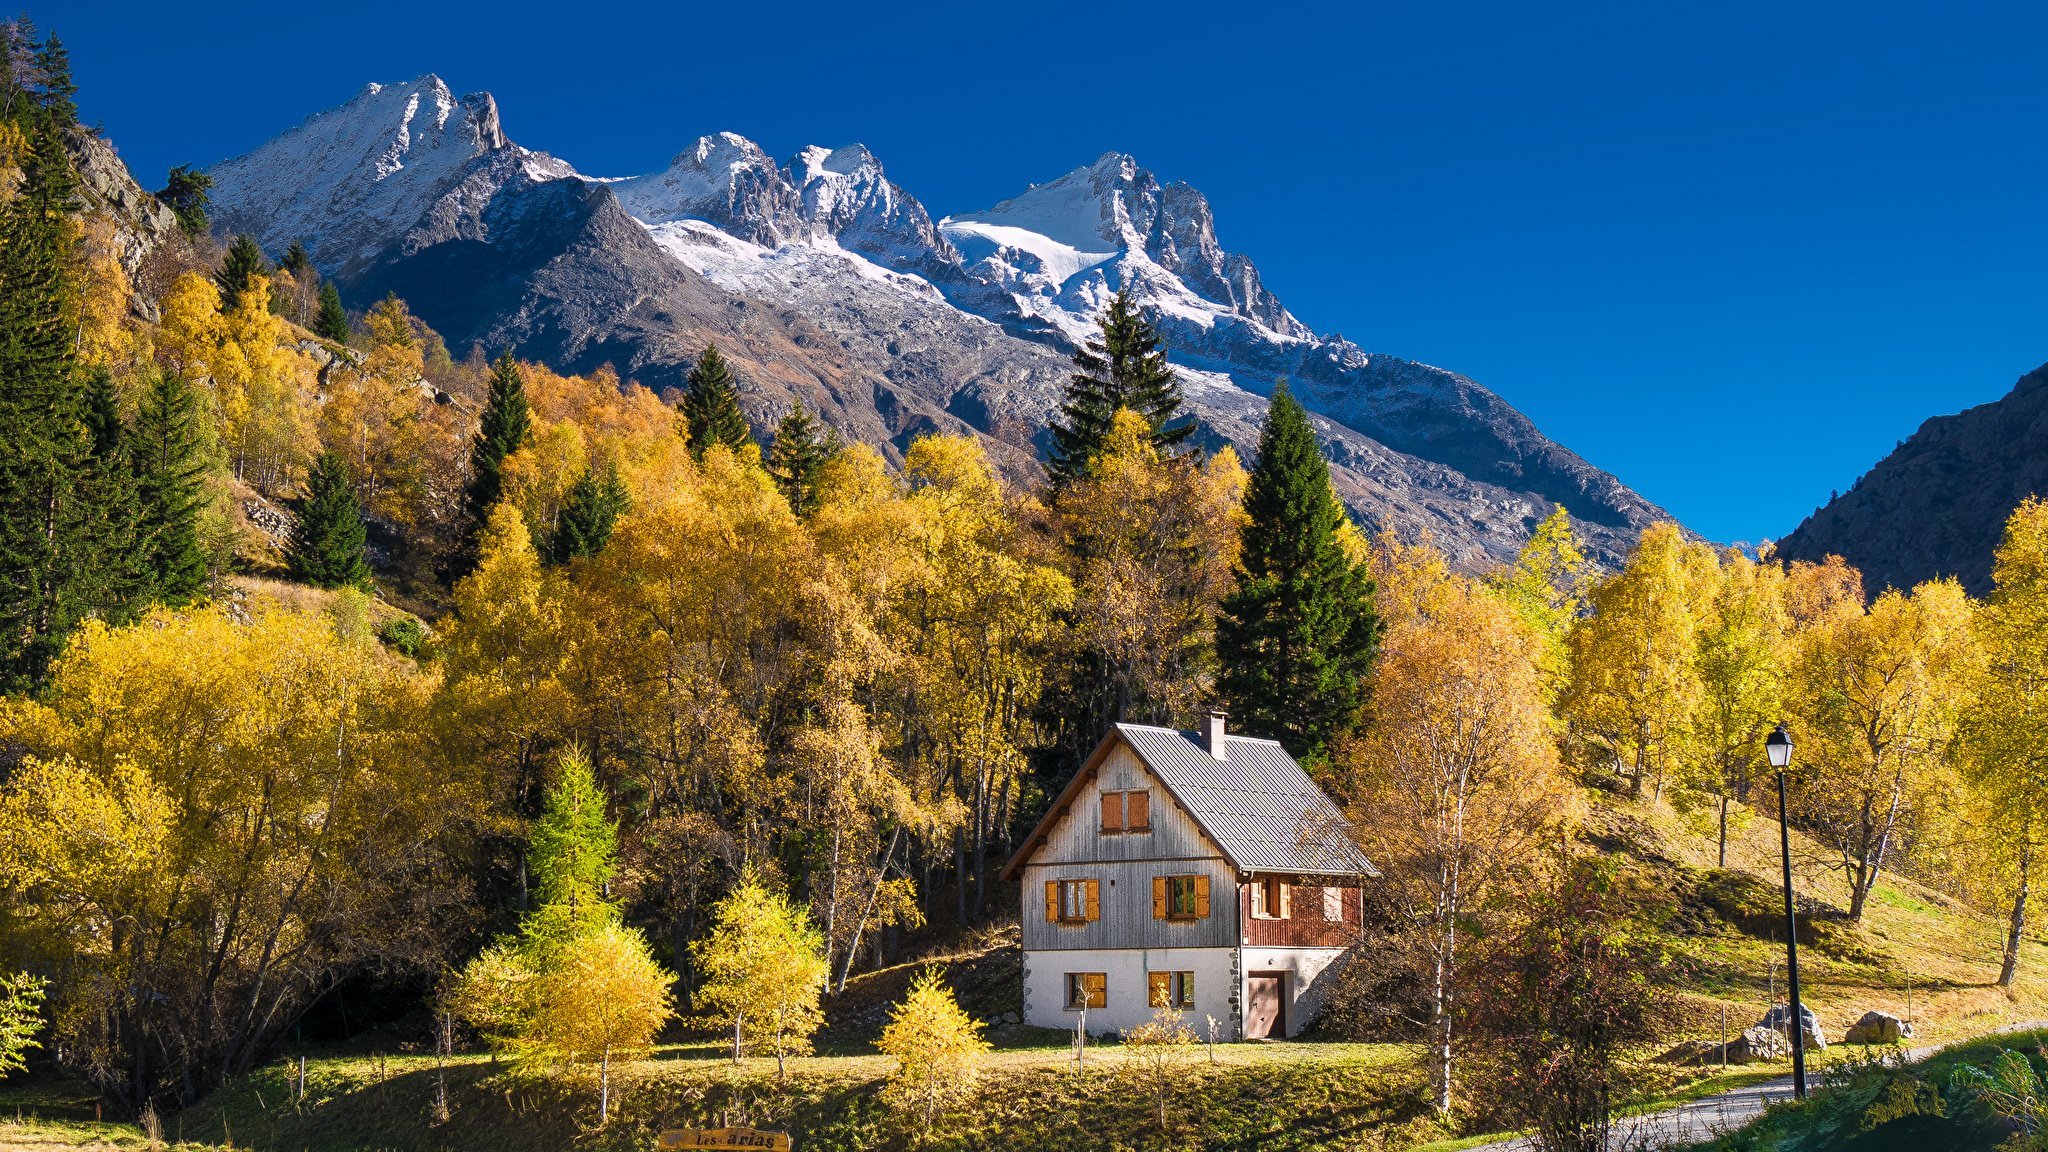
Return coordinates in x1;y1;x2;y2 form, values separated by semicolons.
1085;879;1100;922
1279;882;1292;920
1099;791;1123;832
1194;875;1211;918
1148;971;1171;1007
1087;972;1107;1008
1127;790;1150;830
1152;876;1167;920
1045;881;1059;922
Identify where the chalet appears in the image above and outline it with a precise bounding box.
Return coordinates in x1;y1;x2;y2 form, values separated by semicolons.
1002;713;1374;1039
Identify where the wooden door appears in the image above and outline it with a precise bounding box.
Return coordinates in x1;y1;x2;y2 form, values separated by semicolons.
1245;972;1284;1038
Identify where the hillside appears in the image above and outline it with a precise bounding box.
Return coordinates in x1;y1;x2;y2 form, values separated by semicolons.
1779;362;2048;595
197;75;1677;569
9;785;2046;1152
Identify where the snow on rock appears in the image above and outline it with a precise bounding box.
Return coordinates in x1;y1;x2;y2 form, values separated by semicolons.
612;133;805;245
208;75;575;276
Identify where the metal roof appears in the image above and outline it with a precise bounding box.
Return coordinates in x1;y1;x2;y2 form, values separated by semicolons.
1114;724;1377;878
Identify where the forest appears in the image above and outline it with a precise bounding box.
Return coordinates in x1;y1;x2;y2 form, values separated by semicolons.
4;16;2048;1149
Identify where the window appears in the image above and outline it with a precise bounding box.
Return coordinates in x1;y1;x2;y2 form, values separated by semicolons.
1098;789;1152;833
1322;885;1344;922
1250;876;1290;920
1153;874;1211;920
1147;970;1195;1009
1045;878;1099;924
1066;972;1106;1010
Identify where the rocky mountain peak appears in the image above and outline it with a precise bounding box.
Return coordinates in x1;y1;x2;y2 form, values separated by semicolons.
787;142;960;277
612;132;804;246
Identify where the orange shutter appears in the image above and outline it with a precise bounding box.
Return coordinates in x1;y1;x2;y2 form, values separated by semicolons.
1099;791;1123;832
1279;882;1292;920
1127;790;1150;830
1194;875;1211;918
1152;876;1167;920
1045;881;1059;922
1085;879;1101;922
1085;972;1106;1008
1148;971;1170;1007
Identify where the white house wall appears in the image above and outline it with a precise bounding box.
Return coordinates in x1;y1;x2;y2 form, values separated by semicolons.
1023;946;1238;1037
1238;945;1350;1039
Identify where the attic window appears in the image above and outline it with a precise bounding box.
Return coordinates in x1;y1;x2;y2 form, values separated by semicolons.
1100;790;1151;833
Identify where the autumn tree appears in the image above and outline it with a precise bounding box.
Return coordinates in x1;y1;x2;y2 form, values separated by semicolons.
682;344;750;458
1488;505;1589;704
1684;550;1789;866
1122;1004;1200;1130
1343;537;1568;1115
1046;409;1244;755
1216;383;1381;760
1790;578;1976;920
1958;499;2048;985
1046;289;1192;486
0;972;46;1078
1560;523;1717;797
878;967;990;1140
693;873;828;1076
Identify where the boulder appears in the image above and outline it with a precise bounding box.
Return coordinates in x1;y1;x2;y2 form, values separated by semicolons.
1757;1003;1827;1051
1844;1010;1913;1045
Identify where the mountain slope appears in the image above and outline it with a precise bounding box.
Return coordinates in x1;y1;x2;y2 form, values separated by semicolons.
1779;363;2048;594
203;75;1678;568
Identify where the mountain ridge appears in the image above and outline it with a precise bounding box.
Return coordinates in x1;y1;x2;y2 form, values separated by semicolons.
202;72;1679;568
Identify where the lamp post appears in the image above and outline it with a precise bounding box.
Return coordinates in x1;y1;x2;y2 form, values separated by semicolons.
1767;722;1807;1100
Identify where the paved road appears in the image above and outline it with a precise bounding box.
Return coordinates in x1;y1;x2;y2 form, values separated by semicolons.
1471;1023;2048;1151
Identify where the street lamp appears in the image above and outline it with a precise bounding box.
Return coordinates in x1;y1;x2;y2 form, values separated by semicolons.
1767;722;1808;1100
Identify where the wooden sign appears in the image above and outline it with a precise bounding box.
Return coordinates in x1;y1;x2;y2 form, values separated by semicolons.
656;1129;792;1151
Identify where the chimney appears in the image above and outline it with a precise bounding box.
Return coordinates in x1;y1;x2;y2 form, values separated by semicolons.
1204;710;1228;760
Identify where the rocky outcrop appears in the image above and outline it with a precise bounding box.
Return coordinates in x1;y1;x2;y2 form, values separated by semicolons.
1779;364;2048;595
64;128;178;275
1844;1010;1913;1045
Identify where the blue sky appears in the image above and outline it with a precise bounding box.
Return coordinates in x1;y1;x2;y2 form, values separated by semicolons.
60;0;2048;543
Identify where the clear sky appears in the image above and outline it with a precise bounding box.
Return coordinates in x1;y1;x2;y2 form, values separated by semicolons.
58;0;2048;544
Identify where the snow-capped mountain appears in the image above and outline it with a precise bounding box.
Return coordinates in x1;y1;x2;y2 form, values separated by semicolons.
203;75;1675;567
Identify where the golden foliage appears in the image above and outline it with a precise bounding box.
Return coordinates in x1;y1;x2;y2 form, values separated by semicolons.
878;966;990;1137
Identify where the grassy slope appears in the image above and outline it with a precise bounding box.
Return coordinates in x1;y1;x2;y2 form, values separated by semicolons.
7;787;2048;1152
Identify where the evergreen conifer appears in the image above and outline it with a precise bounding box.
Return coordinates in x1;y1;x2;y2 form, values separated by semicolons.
131;371;213;604
215;234;268;312
288;451;371;591
1047;290;1192;486
767;402;837;517
546;460;628;565
462;352;532;538
29;32;74;129
313;281;350;344
1215;383;1382;761
155;165;212;238
280;239;312;278
681;344;750;458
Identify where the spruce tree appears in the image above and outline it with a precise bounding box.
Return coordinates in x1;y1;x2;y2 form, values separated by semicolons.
280;239;313;278
0;98;115;686
463;351;532;538
1047;290;1192;486
28;32;75;129
131;371;213;604
215;234;268;312
546;460;628;565
767;401;837;517
1215;383;1382;761
288;451;371;591
313;280;350;344
156;165;212;239
681;344;750;458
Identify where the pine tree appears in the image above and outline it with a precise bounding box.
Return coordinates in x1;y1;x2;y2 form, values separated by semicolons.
280;239;312;278
462;351;532;539
0;99;115;687
28;32;74;130
681;344;750;458
313;280;350;344
1215;383;1382;761
288;451;371;591
155;165;212;239
131;371;213;604
767;401;837;517
546;460;628;565
1047;290;1193;486
215;234;268;312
